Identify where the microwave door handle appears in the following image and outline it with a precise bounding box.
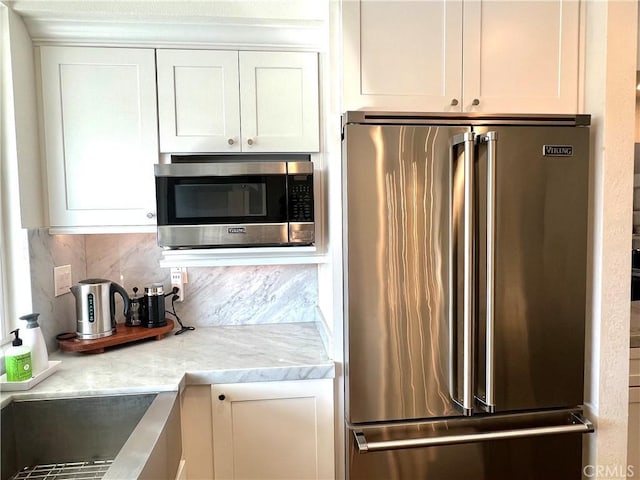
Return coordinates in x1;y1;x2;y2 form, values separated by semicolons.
450;132;475;416
476;131;498;413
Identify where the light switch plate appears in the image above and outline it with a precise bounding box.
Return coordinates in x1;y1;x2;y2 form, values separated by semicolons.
54;265;72;297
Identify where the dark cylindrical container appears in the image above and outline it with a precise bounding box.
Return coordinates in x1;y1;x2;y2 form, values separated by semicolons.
141;284;167;328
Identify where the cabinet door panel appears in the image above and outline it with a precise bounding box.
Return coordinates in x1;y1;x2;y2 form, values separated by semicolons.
211;380;333;480
40;47;158;227
239;51;319;152
342;0;463;112
463;0;580;113
180;386;213;480
157;50;241;153
59;64;142;210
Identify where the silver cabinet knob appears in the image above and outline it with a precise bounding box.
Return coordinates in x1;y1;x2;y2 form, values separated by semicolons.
227;138;235;145
247;138;255;146
472;98;480;106
146;212;156;219
450;98;459;106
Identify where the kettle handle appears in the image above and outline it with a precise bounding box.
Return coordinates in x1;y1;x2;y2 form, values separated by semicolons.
110;282;131;326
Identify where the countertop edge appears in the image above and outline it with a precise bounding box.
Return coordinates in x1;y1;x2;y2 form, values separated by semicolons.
0;362;335;409
185;363;335;385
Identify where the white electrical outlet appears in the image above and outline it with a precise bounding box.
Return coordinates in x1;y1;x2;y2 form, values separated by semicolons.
170;269;182;284
54;265;72;297
170;267;187;302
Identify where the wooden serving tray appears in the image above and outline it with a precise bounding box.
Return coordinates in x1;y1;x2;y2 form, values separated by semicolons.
58;320;174;354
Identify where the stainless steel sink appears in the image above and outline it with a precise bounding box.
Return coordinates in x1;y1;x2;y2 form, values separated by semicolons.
1;392;181;480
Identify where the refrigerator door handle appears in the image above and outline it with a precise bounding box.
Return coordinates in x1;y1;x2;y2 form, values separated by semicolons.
476;131;498;413
450;132;475;416
353;413;593;453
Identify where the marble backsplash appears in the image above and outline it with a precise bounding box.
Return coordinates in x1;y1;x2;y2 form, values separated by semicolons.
28;230;87;353
28;230;318;352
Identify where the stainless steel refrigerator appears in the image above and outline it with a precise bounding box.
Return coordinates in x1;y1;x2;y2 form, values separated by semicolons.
342;111;594;480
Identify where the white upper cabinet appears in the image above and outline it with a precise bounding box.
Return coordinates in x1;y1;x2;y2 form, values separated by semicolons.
40;46;159;229
462;0;580;113
342;0;463;112
157;50;241;153
239;51;320;152
157;50;320;153
342;0;580;113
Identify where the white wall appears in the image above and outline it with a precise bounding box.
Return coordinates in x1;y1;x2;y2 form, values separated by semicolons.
583;1;637;477
0;5;34;339
6;6;43;228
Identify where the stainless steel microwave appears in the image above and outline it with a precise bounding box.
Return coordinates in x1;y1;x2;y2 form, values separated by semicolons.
154;160;314;248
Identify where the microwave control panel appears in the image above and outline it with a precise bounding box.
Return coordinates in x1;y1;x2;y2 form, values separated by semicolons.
288;174;314;222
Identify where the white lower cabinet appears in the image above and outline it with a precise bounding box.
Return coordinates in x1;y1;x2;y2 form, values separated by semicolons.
181;386;215;480
212;379;334;480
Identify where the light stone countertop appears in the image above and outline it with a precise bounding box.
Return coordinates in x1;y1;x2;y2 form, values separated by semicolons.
0;322;334;408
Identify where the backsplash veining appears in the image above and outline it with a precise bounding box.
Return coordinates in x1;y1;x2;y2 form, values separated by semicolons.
29;230;86;353
28;230;318;351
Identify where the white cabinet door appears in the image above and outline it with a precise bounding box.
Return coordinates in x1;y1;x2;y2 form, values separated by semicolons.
40;46;158;228
462;0;580;113
342;0;580;114
342;0;463;112
212;379;334;480
157;50;241;153
181;386;214;480
239;51;320;152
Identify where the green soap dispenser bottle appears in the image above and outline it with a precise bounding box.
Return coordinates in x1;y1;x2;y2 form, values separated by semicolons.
5;329;32;382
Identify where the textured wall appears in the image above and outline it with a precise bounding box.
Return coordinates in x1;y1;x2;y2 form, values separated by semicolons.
583;1;637;477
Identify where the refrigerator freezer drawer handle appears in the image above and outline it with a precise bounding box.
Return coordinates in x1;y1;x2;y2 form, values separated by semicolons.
353;414;594;453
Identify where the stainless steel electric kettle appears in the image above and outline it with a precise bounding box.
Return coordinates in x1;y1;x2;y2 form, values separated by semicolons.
70;279;130;339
